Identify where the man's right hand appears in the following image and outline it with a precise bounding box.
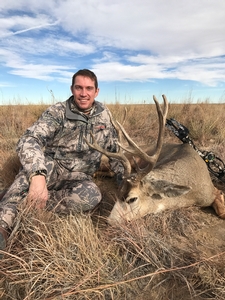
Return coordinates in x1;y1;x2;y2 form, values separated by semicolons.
28;175;48;209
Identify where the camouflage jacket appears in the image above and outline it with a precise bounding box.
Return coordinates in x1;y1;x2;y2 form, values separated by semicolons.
16;96;123;179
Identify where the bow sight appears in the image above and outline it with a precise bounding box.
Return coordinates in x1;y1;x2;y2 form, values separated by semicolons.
166;118;225;182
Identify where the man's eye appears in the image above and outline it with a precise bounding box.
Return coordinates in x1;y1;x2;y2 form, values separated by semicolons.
86;87;94;91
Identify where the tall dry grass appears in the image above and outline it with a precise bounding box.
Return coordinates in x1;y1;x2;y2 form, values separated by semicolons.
1;98;225;299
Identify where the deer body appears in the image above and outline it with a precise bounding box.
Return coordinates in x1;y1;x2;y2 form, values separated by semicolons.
108;143;217;224
86;95;225;225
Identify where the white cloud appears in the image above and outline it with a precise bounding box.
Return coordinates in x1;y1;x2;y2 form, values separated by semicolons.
9;63;69;81
0;13;58;37
1;36;95;57
0;0;225;88
53;0;225;55
1;21;59;38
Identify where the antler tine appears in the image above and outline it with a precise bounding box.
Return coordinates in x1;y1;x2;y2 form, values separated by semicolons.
152;94;168;159
162;94;169;115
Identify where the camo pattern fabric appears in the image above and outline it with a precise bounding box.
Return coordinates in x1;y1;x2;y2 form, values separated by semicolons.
0;97;123;229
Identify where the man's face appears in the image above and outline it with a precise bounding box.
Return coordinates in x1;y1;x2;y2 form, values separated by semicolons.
71;75;99;110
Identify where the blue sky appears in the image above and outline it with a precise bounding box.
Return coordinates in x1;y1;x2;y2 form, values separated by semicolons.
0;0;225;105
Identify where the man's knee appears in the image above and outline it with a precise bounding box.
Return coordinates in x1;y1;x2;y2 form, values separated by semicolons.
49;180;102;213
66;181;101;212
0;203;17;229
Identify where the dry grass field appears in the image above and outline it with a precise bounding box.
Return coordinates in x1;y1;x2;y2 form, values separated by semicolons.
1;99;225;299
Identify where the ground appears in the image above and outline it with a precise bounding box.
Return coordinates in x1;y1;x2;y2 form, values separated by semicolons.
1;171;225;299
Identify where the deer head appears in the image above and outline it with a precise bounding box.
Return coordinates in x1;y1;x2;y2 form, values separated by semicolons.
85;95;169;224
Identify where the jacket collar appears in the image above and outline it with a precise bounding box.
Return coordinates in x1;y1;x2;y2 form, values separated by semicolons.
65;96;104;122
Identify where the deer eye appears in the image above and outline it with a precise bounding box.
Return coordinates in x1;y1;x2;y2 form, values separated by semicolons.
127;197;137;204
152;193;162;200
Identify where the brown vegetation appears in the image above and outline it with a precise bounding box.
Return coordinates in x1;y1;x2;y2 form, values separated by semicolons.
1;100;225;299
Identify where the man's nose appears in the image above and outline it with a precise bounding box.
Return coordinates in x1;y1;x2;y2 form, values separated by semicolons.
80;88;87;96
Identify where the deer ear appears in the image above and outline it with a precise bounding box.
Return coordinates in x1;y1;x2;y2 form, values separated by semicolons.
151;180;191;197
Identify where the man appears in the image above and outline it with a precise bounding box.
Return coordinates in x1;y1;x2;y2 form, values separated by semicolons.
0;69;123;257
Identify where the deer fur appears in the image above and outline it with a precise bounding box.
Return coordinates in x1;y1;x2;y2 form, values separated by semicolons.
108;143;224;224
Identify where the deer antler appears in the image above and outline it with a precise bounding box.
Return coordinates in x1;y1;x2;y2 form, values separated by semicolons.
85;95;168;185
116;95;168;182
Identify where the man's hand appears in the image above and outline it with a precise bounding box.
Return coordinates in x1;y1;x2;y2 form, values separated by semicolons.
28;175;48;209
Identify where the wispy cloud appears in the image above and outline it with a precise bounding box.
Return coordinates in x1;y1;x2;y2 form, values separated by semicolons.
0;20;60;38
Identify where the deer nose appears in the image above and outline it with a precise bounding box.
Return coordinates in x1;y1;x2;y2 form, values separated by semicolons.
126;197;137;204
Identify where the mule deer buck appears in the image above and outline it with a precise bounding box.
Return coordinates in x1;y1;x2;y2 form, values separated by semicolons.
86;95;225;225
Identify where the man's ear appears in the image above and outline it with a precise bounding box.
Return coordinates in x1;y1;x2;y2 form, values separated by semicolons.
95;88;100;98
70;85;73;93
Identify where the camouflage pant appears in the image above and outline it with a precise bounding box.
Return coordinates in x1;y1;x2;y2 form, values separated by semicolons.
0;156;102;230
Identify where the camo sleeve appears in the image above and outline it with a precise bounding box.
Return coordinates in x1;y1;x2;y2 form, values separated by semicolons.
104;108;125;176
16;103;64;179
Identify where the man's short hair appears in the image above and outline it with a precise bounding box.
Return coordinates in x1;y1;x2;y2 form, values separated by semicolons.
72;69;98;89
